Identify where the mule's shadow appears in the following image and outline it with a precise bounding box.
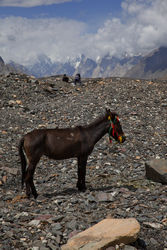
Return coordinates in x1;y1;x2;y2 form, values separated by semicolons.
42;186;114;198
43;187;78;198
42;182;137;198
42;184;115;198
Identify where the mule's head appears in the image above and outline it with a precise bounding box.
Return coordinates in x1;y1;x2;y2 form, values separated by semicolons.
106;109;126;143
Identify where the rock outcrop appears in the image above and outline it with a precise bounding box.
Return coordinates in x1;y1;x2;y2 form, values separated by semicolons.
145;159;167;184
62;218;140;250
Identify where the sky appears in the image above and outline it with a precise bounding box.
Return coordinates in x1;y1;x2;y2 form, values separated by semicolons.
0;0;167;65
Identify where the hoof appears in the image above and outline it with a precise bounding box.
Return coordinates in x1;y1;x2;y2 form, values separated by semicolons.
26;193;31;199
79;188;87;192
76;181;87;192
33;193;38;199
77;185;87;192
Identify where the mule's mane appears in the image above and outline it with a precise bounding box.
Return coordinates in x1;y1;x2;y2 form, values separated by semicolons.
84;113;108;129
84;111;119;129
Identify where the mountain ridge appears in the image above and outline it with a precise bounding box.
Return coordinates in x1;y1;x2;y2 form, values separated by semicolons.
125;47;167;79
1;47;167;79
7;53;141;78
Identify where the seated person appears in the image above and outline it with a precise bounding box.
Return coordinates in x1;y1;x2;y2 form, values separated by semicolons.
74;73;81;85
62;74;69;82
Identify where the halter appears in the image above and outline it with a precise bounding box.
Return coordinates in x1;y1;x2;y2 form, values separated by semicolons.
108;115;121;143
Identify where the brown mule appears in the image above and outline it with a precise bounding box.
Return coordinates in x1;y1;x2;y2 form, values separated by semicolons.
19;109;126;198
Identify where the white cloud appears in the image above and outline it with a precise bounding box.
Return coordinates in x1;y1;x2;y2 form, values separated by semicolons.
0;17;87;64
0;0;167;65
87;0;167;58
0;0;73;7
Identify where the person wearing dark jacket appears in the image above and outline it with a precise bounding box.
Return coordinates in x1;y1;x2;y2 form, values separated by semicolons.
62;74;69;82
74;73;81;85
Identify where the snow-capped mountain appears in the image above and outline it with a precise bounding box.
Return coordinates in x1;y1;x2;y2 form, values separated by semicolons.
8;53;141;78
91;54;141;78
4;47;167;79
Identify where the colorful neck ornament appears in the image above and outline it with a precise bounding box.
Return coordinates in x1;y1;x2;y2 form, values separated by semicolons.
108;116;119;143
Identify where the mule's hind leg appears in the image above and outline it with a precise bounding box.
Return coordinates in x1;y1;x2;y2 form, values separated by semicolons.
29;174;38;199
25;162;38;199
77;155;88;191
25;177;31;198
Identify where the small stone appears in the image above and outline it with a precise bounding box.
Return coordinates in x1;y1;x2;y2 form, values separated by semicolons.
66;220;77;230
1;167;18;175
51;222;62;231
36;214;52;221
40;247;49;250
2;176;7;183
2;130;7;134
143;222;163;229
122;246;137;250
149;238;159;245
96;192;114;202
162;218;167;226
55;235;61;244
29;220;41;227
16;100;22;105
47;241;58;249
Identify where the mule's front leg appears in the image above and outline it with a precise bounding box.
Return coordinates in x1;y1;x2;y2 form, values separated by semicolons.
25;180;31;198
77;156;88;191
30;178;38;199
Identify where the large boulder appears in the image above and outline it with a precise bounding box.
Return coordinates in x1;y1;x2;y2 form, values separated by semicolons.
145;159;167;184
61;218;140;250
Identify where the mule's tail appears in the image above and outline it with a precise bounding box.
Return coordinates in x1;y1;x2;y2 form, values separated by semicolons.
18;137;26;189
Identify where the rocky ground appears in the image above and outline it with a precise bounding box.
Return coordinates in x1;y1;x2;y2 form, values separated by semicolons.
0;73;167;250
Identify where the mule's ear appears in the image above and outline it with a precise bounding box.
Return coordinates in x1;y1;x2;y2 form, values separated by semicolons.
106;108;112;120
110;112;116;121
105;108;110;113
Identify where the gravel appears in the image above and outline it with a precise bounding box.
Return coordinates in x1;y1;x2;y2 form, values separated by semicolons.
0;73;166;250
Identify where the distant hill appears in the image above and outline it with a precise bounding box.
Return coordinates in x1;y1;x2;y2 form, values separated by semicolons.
7;61;29;75
0;56;25;75
0;56;11;75
125;47;167;79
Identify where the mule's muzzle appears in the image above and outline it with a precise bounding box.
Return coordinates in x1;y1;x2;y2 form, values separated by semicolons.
118;135;126;143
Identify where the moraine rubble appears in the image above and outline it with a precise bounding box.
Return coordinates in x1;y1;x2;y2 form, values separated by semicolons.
0;73;167;249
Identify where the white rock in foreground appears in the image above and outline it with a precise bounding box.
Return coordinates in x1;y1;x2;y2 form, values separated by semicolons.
61;218;140;250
